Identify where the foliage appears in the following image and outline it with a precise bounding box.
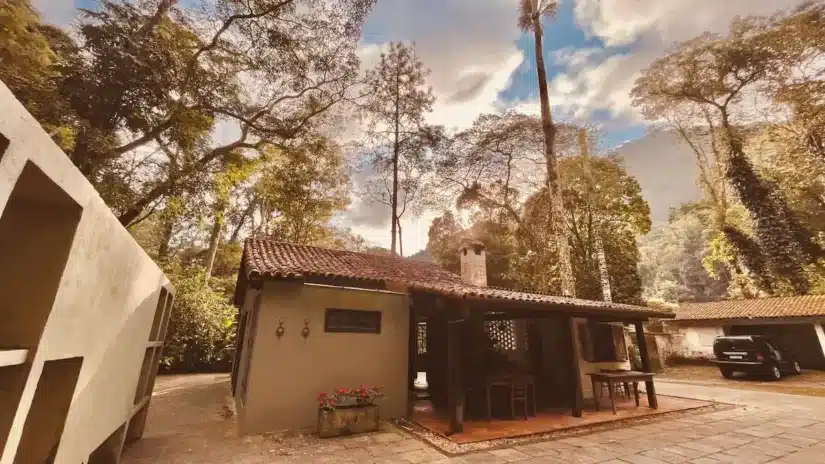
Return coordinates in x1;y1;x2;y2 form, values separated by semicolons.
427;211;519;288
431;152;649;303
632;12;825;294
638;202;733;303
160;262;237;373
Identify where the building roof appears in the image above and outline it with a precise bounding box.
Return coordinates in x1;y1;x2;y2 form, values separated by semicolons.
675;295;825;321
238;238;673;318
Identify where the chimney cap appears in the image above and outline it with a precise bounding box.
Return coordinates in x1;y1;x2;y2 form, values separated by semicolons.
458;238;486;253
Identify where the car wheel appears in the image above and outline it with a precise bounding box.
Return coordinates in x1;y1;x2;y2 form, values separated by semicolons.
720;368;734;379
791;361;801;375
769;365;782;381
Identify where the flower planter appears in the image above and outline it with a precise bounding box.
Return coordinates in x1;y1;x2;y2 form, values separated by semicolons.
317;404;380;438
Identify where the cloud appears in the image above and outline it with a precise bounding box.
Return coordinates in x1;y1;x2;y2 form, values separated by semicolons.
361;0;525;131
447;72;494;104
33;0;81;26
514;0;811;128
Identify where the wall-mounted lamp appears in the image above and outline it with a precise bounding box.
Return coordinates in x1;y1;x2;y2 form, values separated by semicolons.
276;318;285;339
301;318;311;339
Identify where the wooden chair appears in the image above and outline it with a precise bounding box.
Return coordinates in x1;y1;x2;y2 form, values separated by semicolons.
510;375;536;420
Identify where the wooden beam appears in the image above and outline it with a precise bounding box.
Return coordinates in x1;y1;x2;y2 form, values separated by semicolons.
566;315;584;417
634;322;658;409
447;318;464;434
407;295;416;419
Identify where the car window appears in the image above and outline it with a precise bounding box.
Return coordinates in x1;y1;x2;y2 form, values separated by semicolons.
715;339;755;351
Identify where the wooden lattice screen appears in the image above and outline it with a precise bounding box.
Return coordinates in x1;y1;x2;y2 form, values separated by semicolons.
484;320;518;351
416;322;427;354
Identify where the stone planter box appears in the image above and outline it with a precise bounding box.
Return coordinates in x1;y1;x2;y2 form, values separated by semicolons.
317;404;379;438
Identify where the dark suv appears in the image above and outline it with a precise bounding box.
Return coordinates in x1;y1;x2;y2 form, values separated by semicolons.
713;335;801;380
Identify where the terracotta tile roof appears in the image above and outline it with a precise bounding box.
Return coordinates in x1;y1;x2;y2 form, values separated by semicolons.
241;238;672;318
675;295;825;321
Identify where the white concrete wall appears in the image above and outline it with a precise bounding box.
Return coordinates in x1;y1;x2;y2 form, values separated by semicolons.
572;319;631;400
815;324;825;361
0;83;170;463
669;326;724;360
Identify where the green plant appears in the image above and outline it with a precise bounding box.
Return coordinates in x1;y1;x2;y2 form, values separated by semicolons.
629;344;642;371
160;261;237;373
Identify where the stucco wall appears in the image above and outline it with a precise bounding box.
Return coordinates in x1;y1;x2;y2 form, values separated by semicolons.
238;281;410;435
572;319;630;400
668;326;724;361
0;82;170;463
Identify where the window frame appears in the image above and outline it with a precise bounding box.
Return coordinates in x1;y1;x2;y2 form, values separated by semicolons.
324;308;382;334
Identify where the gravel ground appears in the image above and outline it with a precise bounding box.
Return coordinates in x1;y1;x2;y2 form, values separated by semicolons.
661;364;825;397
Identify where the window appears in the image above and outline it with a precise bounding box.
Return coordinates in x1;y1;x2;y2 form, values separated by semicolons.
324;309;382;334
579;322;628;362
484;320;518;351
416;322;427;354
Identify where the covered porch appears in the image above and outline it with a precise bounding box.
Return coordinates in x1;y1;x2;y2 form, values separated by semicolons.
406;291;673;437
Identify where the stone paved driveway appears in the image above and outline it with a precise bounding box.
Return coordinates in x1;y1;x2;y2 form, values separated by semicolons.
123;377;825;464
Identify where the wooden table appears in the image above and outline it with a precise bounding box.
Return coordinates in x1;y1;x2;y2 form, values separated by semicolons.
587;371;657;414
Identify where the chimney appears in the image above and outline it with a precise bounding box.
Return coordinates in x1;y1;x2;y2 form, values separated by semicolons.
459;239;487;287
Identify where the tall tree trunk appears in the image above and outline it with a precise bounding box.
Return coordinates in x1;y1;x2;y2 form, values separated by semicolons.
533;15;575;297
390;68;400;256
397;217;403;257
578;129;611;302
204;204;225;283
157;213;175;261
229;200;256;243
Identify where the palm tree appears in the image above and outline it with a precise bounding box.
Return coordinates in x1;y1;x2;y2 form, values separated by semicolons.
519;0;576;297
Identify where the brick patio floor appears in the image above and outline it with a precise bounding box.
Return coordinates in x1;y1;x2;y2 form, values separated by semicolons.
121;376;825;463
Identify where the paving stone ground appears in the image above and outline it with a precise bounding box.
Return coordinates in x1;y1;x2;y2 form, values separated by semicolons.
121;376;825;463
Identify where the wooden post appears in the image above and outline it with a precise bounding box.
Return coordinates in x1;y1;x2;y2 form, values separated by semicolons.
447;317;464;433
566;315;584;417
634;321;658;409
406;295;416;419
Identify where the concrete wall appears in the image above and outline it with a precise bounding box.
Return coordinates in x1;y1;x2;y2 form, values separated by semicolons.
572;319;630;400
237;281;409;435
0;83;171;463
668;325;724;360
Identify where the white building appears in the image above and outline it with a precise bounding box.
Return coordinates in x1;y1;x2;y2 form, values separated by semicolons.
0;82;173;463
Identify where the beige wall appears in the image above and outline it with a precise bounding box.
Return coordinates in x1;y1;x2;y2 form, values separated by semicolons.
669;326;724;360
237;281;410;435
572;319;631;400
0;82;171;463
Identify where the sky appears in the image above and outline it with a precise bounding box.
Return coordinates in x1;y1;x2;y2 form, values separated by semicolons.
34;0;809;255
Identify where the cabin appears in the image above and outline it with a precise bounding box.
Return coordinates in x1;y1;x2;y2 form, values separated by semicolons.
231;237;675;438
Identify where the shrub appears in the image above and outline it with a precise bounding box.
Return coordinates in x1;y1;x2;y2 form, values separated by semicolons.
160;262;237;373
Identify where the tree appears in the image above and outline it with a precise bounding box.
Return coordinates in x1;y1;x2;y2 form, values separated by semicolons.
362;42;438;256
161;262;237;373
638;203;735;303
43;0;374;226
518;0;575;297
761;3;825;163
578;128;612;302
242;137;351;244
520;155;650;302
632;18;824;294
426;211;519;289
0;0;76;149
